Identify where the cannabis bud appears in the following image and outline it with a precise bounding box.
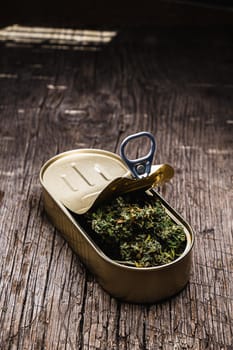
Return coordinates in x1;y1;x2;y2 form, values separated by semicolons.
82;191;186;268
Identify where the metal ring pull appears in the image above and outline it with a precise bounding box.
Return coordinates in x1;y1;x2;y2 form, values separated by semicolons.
120;131;156;179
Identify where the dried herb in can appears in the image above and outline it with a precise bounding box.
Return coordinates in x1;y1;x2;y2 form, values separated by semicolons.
82;191;186;268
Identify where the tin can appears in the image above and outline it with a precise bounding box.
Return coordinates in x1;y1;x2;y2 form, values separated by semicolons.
39;139;194;303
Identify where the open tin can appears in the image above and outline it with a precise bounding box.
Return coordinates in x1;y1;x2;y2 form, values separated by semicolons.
40;132;194;303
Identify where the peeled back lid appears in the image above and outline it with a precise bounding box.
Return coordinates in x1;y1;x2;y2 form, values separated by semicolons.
40;148;174;214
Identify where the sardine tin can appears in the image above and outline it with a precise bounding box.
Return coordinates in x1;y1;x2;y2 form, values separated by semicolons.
39;148;194;303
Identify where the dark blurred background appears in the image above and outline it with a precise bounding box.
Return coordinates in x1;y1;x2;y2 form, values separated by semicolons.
0;0;233;28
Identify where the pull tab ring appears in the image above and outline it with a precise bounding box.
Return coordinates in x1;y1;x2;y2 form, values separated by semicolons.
120;131;156;179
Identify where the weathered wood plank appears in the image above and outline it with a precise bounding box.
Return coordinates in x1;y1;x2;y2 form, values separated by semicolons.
0;27;232;349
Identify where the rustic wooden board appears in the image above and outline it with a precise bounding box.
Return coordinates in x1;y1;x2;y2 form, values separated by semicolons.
0;26;232;349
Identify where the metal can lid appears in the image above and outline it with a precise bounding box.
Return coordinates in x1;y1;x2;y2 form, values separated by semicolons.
40;149;174;214
40;149;131;214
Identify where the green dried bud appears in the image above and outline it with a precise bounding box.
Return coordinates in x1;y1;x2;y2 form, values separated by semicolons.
82;191;186;267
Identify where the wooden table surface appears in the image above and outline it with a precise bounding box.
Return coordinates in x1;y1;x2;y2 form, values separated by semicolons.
0;24;232;349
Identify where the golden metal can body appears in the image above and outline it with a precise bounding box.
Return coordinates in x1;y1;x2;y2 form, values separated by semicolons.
40;149;194;303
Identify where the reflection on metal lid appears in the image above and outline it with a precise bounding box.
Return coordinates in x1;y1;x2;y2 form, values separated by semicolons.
41;149;130;214
41;148;174;214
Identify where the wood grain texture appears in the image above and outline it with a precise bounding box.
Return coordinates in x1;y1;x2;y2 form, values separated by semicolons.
0;26;232;349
